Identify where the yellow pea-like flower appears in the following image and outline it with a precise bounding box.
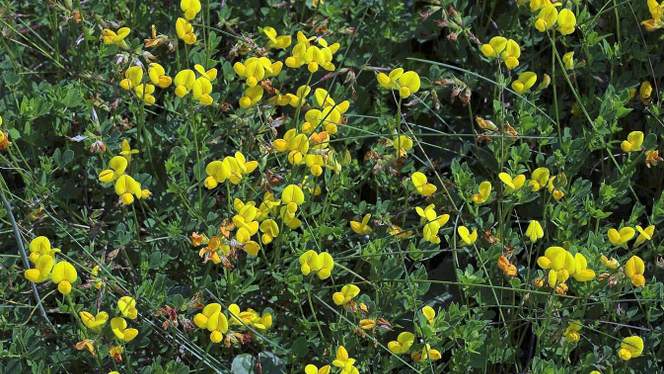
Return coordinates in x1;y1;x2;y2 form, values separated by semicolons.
28;236;60;264
180;0;201;20
529;0;561;13
114;174;143;205
635;225;655;247
388;331;415;354
79;311;109;331
501;39;521;70
571;253;595;282
134;83;156;105
421;305;436;324
332;284;360;306
119;66;143;91
618;336;644;360
174;69;196;97
562;51;574;70
239;85;264;108
192;77;214;105
471;181;492;204
102;27;131;46
148;63;172;88
350;214;372;235
624;255;646;287
642;0;664;31
557;9;577;35
621;131;644;153
376;68;421;98
600;255;619;270
498;172;526;193
281;184;305;215
607;227;635;247
111;317;139;342
331;346;359;374
525;220;544;242
640;81;653;102
299;250;334;280
534;5;558;32
457;226;478;245
529;167;550;191
194;64;218;81
175;18;196;45
390;135;413;157
480;36;507;58
415;204;449;244
193;303;229;343
51;261;77;295
262;26;292;49
118;296;138;320
24;254;55;283
260;219;279;244
536;246;575;288
511;71;537;94
304;364;331;374
411;171;437;196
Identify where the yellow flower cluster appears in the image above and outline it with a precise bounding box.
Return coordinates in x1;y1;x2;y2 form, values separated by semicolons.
233;57;283;108
376;68;422;99
480;36;522;70
299;250;335;280
193;302;272;344
285;31;341;73
537;246;595;289
24;236;77;295
415;204;450;244
642;0;664;31
98;139;151;205
532;4;577;35
176;0;201;44
203;151;258;189
173;64;217;105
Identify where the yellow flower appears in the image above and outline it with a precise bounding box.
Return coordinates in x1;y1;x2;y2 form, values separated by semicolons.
176;18;196;45
203;153;258;189
457;226;478;245
332;284;360;306
547;175;565;200
263;26;291;49
600;255;619;270
624;255;646;287
635;225;655;246
194;64;218;81
114;174;143;205
525;220;544;242
260;219;279;244
415;204;450;244
557;9;577;35
388;331;415;354
102;27;130;46
192;77;214;105
180;0;201;20
607;227;635;247
359;319;376;330
498;172;526;193
350;214;372;235
51;261;77;295
79;311;109;331
305;364;331;374
640;81;653;102
411;344;442;362
511;71;537;94
118;296;138;320
411;171;437;196
562;52;574;70
471;181;492;204
480;36;507;58
621;131;644;153
529;167;550;191
299;250;334;280
234;57;282;87
174;69;196;97
563;321;582;343
618;336;644;361
501;39;521;70
134;83;156;105
536;246;575;288
529;0;561;12
28;236;60;263
148;63;172;88
421;305;436;324
193;303;229;343
390;135;413;157
109;345;123;363
24;254;55;283
74;339;96;356
534;5;559;32
111;317;139;342
332;346;359;374
376;68;422;98
571;253;596;282
119;66;143;91
285;31;340;73
642;0;664;31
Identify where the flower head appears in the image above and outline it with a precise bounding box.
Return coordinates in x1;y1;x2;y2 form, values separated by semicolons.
193;303;229;343
299;250;334;280
457;226;478;245
471;181;492;204
332;284;360;306
624;255;646;287
388;331;415;354
621;131;644;153
118;296;138;320
525;220;544;242
350;214;372;235
102;27;130;46
411;172;437;196
176;18;196;44
618;336;644;360
51;260;77;295
111;317;139;342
